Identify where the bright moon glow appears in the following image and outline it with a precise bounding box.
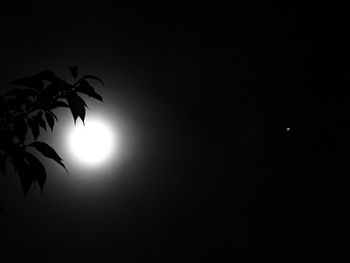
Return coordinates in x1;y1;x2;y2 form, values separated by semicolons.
68;119;115;166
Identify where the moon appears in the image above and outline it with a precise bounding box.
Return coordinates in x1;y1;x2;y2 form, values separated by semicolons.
68;118;116;166
54;104;135;178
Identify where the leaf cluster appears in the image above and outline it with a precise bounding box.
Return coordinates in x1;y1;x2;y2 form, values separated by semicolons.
0;67;103;198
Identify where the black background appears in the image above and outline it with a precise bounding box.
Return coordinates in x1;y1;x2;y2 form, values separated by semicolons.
1;6;350;261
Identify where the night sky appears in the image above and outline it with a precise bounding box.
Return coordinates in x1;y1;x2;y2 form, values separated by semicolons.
1;6;350;261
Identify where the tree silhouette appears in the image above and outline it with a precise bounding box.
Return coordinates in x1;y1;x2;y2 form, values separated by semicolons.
0;67;103;202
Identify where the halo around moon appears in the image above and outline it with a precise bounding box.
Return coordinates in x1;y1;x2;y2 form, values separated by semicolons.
47;92;140;180
68;119;115;166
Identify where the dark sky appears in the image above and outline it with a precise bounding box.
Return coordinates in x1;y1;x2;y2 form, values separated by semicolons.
1;6;350;261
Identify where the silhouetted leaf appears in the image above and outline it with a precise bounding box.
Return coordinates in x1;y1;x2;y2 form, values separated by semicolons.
48;100;69;109
6;98;22;111
34;111;46;131
0;129;13;152
48;110;58;121
11;148;48;196
92;92;102;101
82;75;104;85
11;70;64;91
65;93;87;123
41;80;72;101
1;68;104;197
25;153;46;193
13;113;27;142
10;75;44;90
36;70;60;83
76;79;103;102
27;118;40;140
0;96;5;112
45;112;55;131
12;152;34;197
39;84;61;110
24;100;34;111
29;141;67;173
41;83;62;100
5;88;38;99
0;154;6;175
69;66;78;79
